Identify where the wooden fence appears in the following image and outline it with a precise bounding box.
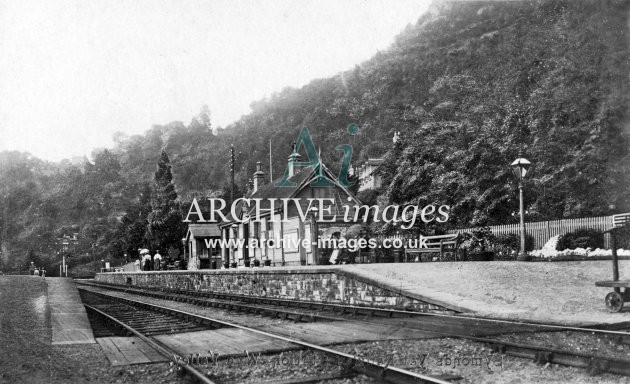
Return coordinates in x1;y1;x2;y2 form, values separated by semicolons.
448;215;615;250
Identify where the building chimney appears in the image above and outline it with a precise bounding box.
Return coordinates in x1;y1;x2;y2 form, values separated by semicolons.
253;161;265;193
246;177;253;195
287;149;302;178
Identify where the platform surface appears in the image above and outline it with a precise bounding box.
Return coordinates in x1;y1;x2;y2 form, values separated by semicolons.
348;261;630;325
97;260;630;325
47;277;95;345
97;336;167;365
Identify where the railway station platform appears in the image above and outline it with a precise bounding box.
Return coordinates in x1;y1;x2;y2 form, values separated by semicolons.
47;277;95;345
0;276;96;381
0;276;94;346
96;260;630;327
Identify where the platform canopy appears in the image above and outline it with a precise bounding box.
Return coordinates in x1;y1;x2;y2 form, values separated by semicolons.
186;223;221;240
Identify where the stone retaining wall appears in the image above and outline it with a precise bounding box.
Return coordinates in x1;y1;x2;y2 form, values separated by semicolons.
95;268;451;312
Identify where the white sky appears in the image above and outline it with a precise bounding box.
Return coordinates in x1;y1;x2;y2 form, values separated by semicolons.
0;0;431;162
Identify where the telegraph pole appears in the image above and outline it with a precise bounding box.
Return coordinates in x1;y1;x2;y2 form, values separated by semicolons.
230;144;235;203
269;138;273;182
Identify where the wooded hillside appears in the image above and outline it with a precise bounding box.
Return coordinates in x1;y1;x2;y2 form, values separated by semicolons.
1;0;628;273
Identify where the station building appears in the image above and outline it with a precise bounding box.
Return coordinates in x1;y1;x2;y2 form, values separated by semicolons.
356;158;384;192
185;152;363;269
183;223;222;269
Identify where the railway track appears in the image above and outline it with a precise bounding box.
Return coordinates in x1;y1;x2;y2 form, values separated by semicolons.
76;280;630;337
80;288;454;384
78;280;630;378
77;280;428;322
80;290;223;336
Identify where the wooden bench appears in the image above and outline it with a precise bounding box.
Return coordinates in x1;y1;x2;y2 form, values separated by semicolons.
612;212;630;228
404;234;460;262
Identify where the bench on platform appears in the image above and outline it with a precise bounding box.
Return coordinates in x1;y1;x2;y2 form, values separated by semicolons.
404;234;460;262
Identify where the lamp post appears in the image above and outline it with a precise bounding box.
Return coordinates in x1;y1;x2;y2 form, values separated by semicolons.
58;237;69;277
511;157;531;261
92;244;96;275
231;223;238;267
309;207;319;265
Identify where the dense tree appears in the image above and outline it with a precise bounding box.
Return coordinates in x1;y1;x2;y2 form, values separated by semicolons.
110;183;152;259
0;0;628;272
146;151;185;253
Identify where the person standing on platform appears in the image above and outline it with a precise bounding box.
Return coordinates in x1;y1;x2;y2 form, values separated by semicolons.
144;253;151;271
139;248;151;271
29;262;35;275
134;258;140;271
141;253;146;271
153;251;162;271
41;268;46;277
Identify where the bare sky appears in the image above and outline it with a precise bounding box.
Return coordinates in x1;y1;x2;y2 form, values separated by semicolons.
0;0;431;162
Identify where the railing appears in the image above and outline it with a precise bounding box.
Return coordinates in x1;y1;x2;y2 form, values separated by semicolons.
448;215;623;250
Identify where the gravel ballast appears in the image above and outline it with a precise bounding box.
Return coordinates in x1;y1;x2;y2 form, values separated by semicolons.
79;284;630;383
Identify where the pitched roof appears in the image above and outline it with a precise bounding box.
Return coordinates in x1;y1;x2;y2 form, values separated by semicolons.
367;158;384;166
186;223;221;239
248;165;315;202
237;162;361;218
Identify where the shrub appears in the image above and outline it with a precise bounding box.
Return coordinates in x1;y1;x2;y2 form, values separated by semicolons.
460;227;495;253
556;228;604;251
356;189;379;207
615;225;630;249
491;233;535;254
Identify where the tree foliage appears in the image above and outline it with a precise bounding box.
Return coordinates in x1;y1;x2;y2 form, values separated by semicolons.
147;151;184;252
0;0;628;272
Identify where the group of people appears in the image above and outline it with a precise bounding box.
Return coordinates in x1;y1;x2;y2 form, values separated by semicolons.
134;250;163;271
28;263;46;277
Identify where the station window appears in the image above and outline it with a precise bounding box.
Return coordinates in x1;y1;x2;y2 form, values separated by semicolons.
267;220;273;238
253;222;260;239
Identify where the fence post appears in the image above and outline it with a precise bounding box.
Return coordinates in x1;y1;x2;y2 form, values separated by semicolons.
452;214;626;250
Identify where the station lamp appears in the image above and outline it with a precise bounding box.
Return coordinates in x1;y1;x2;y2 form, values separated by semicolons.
511;157;531;261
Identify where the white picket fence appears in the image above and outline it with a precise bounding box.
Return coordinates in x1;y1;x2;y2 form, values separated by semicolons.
448;215;617;249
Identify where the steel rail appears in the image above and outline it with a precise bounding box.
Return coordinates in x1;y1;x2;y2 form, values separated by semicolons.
80;288;453;384
77;281;403;323
81;284;630;378
78;280;630;337
77;280;426;319
177;292;630;336
352;317;630;377
84;304;217;384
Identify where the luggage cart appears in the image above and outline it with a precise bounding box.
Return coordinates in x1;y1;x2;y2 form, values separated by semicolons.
596;213;630;312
